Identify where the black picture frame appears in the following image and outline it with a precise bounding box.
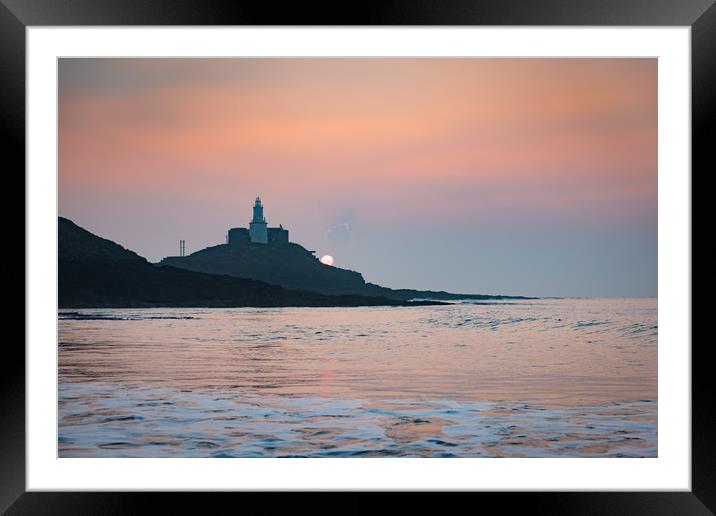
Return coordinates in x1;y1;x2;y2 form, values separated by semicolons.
5;0;709;512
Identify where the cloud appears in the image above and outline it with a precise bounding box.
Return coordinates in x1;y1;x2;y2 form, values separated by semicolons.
326;223;352;245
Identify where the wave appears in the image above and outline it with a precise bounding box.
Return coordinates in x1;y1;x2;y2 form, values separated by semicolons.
59;311;197;321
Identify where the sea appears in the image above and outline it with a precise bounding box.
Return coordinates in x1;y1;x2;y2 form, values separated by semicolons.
58;298;657;458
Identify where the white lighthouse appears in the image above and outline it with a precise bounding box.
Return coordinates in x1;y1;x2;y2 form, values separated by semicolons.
249;196;268;244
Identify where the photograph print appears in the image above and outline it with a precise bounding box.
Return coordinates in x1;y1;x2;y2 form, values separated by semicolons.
58;58;657;458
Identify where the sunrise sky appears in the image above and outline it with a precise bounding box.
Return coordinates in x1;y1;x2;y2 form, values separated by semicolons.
58;58;657;297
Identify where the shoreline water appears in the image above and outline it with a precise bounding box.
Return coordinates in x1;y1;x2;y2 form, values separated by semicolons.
58;299;657;457
59;382;656;458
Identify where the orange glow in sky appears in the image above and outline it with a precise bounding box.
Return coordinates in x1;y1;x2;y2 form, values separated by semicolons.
58;58;657;297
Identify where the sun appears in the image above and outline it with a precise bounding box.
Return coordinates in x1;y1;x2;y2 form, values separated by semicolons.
320;255;334;266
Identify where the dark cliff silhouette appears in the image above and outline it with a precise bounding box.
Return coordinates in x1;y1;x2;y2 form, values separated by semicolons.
159;240;532;302
58;217;441;308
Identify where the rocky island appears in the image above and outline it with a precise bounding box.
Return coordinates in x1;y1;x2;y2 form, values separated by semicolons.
58;217;443;309
159;197;533;302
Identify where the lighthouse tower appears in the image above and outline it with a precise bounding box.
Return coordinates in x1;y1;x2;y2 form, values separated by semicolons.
249;196;268;244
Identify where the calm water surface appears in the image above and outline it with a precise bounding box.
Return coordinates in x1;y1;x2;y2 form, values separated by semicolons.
58;298;657;457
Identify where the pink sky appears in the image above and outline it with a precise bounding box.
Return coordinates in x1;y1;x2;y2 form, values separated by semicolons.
59;58;657;297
